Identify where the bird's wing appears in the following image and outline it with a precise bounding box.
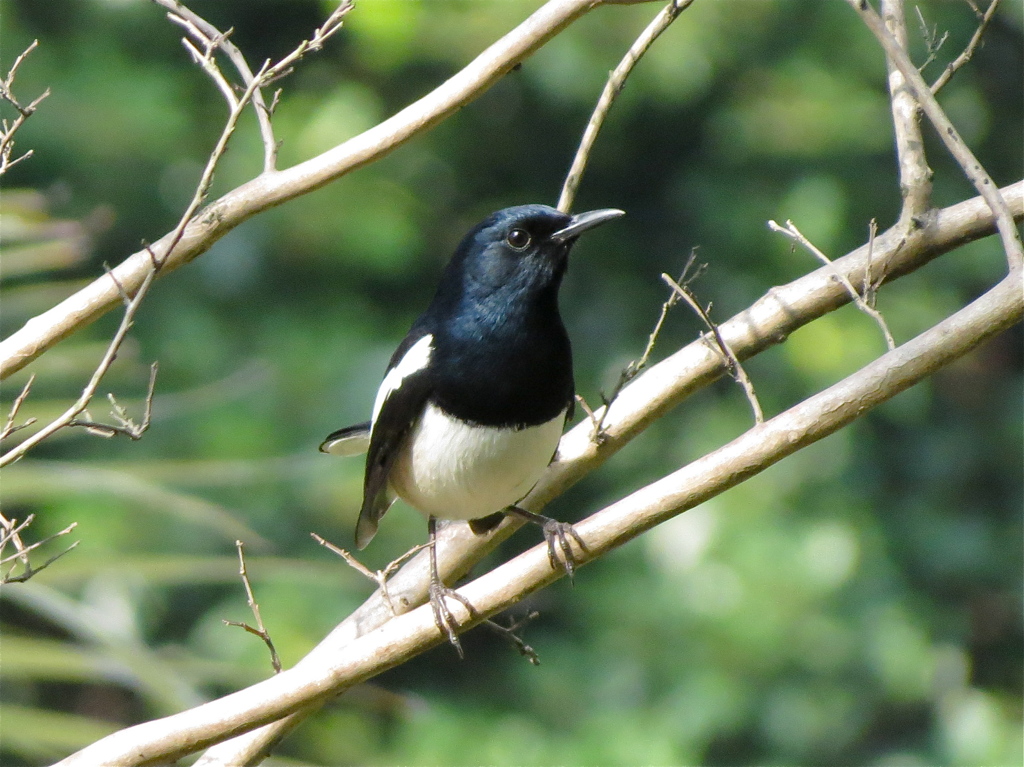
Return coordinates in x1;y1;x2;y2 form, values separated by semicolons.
319;422;371;456
355;331;435;549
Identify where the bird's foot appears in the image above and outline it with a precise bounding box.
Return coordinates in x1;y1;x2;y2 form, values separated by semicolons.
428;576;474;658
507;506;587;583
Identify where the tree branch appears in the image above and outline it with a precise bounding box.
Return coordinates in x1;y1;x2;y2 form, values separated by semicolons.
881;0;933;222
847;0;1023;270
0;0;644;381
930;0;1001;94
0;39;50;176
557;0;693;213
56;266;1022;767
192;179;1023;765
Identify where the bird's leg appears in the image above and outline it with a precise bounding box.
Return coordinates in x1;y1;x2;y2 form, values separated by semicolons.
506;506;586;582
427;516;476;657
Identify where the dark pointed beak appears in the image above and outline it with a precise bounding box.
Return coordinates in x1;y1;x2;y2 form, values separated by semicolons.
550;208;625;244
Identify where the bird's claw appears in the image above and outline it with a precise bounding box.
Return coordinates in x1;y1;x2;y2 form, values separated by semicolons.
541;518;586;582
428;579;474;658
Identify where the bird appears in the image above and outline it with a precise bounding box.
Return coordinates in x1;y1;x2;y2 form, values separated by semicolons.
320;203;623;653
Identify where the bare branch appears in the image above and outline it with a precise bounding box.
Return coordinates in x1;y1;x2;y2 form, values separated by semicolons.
558;0;693;213
223;541;282;674
0;0;634;381
769;218;897;350
0;39;50;176
1;518;79;585
662;273;764;423
194;180;1024;765
883;0;933;221
56;269;1023;767
847;0;1024;271
1;373;37;441
931;0;1001;93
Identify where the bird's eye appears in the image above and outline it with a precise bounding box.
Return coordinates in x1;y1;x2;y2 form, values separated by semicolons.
506;228;531;250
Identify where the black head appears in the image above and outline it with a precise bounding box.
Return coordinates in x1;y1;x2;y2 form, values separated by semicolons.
432;204;624;315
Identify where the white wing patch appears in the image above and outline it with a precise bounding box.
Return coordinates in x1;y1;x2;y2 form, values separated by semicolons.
371;333;434;427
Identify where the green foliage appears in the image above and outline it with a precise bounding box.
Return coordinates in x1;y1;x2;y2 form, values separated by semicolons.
1;1;1021;765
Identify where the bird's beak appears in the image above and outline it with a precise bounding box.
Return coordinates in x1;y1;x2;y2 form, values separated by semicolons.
550;208;625;243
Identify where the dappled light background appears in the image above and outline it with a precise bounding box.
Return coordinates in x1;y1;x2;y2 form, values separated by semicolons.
1;0;1021;764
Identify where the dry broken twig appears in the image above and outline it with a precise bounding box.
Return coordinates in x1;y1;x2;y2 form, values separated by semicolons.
930;0;1001;93
0;512;79;585
661;272;764;424
0;39;50;175
224;540;282;674
769;218;897;351
313;532;432;616
579;254;698;443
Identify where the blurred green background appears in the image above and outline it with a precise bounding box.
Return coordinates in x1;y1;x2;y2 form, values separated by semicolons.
1;0;1021;765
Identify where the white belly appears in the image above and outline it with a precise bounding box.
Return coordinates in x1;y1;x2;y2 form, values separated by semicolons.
389;402;565;520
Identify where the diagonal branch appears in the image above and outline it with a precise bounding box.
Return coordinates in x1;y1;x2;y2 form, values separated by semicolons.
769;218;896;350
557;0;693;213
931;0;1001;94
847;0;1023;271
55;267;1023;767
0;0;638;381
192;180;1024;765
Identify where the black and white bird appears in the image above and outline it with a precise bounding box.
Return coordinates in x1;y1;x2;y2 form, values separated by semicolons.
320;203;623;650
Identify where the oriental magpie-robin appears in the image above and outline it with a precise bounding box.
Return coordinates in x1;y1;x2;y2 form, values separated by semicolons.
321;203;623;652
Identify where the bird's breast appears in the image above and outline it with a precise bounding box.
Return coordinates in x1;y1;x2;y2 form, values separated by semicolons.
389;402;564;520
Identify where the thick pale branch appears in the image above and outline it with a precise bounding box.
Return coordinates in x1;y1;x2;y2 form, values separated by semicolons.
881;0;932;221
193;180;1023;765
0;0;626;381
56;263;1022;767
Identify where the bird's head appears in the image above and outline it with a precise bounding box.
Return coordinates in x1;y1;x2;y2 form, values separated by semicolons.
441;204;624;305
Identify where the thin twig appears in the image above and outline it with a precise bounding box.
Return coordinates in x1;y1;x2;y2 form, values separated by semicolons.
557;0;693;213
0;264;160;467
662;273;764;424
179;32;240;110
931;0;1000;93
1;374;37;441
68;362;159;440
0;512;34;572
313;532;431;615
583;254;698;443
1;521;79;585
0;39;50;175
224;540;282;673
770;219;897;351
863;219;881;307
913;6;949;71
